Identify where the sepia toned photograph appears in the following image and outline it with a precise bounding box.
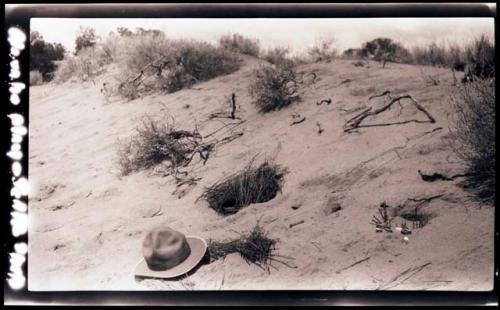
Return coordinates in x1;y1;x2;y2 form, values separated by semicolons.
27;14;495;292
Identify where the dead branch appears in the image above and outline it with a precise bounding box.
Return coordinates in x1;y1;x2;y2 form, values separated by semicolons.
316;98;332;106
344;93;436;132
340;79;352;85
289;220;305;228
335;256;370;274
418;170;475;182
407;194;444;203
290;117;306;126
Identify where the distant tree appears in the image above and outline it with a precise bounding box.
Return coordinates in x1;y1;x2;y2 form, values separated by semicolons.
75;27;99;55
361;37;410;67
30;31;66;81
117;27;133;37
135;27;164;37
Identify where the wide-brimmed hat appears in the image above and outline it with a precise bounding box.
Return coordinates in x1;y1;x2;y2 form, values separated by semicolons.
134;227;207;279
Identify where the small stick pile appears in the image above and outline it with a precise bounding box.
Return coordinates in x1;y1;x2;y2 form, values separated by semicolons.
208;224;295;272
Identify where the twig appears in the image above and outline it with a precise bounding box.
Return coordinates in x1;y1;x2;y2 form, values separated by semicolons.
335;256;371;274
378;262;432;290
230;93;237;120
316;98;332;106
289;220;305;228
290;117;306;126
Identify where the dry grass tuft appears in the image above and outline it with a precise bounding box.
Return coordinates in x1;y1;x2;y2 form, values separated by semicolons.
199;160;286;215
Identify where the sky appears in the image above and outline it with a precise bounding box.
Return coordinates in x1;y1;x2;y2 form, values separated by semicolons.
31;18;494;54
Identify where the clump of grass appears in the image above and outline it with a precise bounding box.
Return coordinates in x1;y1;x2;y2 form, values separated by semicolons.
249;63;300;113
116;115;211;176
451;78;495;204
199;160;286;215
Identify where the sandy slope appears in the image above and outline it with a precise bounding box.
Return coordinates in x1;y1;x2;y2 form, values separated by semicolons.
28;58;494;291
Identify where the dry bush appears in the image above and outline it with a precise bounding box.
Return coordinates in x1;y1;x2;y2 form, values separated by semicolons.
451;78;495;204
29;70;44;86
249;63;300;113
199;160;286;215
308;37;337;63
116;115;211;176
219;33;260;57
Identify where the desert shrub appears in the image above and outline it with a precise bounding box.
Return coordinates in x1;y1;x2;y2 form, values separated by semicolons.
463;35;495;81
53;46;106;83
116;115;210;176
75;27;99;55
200;160;286;215
361;37;410;65
451;78;495;204
249;63;300;113
308;37;337;63
208;224;277;271
29;70;44;86
30;31;66;81
262;47;293;66
163;40;241;92
219;33;260;57
115;35;241;97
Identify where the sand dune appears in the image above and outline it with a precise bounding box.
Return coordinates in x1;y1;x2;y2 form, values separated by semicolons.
28;58;494;291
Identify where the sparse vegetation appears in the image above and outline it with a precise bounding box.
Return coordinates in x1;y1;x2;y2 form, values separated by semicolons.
199;160;286;215
308;37;337;63
451;78;495;204
116;115;212;176
249;63;300;113
53;46;108;83
219;33;260;57
29;70;44;86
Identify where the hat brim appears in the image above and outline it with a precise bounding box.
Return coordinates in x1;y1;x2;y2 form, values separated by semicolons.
134;236;207;279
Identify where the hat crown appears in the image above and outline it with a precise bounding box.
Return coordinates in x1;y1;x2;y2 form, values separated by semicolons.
142;227;191;271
